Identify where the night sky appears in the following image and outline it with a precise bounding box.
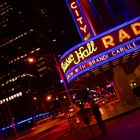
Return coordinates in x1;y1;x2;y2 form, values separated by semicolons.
45;0;82;51
13;0;82;53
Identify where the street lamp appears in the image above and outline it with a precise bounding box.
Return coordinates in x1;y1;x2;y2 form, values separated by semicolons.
63;95;66;99
46;95;52;101
27;57;35;63
24;32;76;114
33;97;37;101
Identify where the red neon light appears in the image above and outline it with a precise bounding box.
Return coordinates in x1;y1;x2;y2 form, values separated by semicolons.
69;0;91;40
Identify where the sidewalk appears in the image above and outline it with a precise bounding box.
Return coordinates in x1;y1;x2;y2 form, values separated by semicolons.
2;118;70;140
59;109;140;140
2;100;140;140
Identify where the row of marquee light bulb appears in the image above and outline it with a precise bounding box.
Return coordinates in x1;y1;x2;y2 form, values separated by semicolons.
0;92;22;105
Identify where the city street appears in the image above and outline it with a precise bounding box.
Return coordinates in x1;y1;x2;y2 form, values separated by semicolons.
6;117;70;140
59;109;140;140
0;1;140;140
6;108;140;140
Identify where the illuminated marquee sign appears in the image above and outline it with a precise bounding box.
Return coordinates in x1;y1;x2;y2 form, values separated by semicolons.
60;17;140;83
65;0;93;40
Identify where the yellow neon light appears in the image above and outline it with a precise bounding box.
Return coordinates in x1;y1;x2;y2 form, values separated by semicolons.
61;54;74;73
102;35;115;48
61;20;140;73
131;22;140;35
80;25;87;33
61;41;98;72
84;33;91;40
119;29;131;42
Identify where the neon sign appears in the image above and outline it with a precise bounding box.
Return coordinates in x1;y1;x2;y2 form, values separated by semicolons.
66;0;93;40
61;41;98;72
60;17;140;83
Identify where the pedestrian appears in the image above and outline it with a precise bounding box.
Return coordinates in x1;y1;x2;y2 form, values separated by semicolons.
78;103;90;127
90;100;106;131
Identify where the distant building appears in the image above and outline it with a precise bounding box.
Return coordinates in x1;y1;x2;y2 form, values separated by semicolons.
0;0;65;130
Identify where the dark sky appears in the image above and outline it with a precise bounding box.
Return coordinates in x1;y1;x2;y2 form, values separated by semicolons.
45;0;82;50
36;0;82;52
12;0;81;53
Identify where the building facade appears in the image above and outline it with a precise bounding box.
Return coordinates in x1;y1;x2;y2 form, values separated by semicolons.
61;0;140;106
0;0;68;134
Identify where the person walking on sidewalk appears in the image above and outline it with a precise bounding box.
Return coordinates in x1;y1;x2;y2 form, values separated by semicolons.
90;100;106;131
77;102;95;137
78;104;91;127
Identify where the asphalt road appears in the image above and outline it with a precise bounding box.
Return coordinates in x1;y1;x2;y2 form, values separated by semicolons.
4;109;140;140
60;109;140;140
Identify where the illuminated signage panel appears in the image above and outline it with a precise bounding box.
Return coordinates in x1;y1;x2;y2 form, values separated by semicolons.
66;0;93;40
60;17;140;83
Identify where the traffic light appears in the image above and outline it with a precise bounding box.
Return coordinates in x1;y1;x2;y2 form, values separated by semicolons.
93;94;97;97
86;87;90;91
59;79;63;83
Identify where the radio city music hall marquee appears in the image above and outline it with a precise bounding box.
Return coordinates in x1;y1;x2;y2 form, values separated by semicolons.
66;0;93;40
60;17;140;83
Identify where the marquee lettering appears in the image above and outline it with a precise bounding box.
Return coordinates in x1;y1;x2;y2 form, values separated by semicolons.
102;35;115;48
131;22;140;35
61;54;74;72
66;41;138;81
70;2;77;9
80;25;87;33
75;10;79;16
112;43;136;56
69;0;91;40
60;18;140;75
119;29;131;42
61;41;97;72
74;41;97;64
77;17;83;24
102;22;140;48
